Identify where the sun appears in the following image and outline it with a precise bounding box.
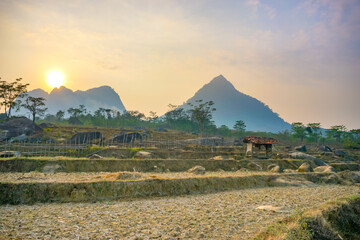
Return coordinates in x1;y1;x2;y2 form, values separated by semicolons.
47;71;64;88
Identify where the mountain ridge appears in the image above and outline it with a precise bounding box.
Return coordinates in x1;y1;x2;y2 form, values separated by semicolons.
180;75;291;132
18;85;126;116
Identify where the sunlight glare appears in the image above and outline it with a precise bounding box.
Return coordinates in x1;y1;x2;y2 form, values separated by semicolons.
47;71;64;88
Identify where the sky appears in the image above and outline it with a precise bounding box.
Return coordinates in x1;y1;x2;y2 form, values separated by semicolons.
0;0;359;129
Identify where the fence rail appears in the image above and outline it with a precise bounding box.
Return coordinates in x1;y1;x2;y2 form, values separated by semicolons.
0;134;238;158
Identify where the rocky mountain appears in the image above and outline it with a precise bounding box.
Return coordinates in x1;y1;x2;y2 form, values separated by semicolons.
17;86;126;116
180;75;291;132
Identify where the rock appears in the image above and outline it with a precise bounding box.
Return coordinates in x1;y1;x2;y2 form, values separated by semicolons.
134;151;152;158
9;133;27;142
89;154;103;159
187;166;206;175
0;117;42;140
283;169;296;173
209;155;234;160
297;162;313;172
112;132;143;143
334;150;348;158
42;163;62;173
314;166;336;173
68;131;102;144
295;145;307;152
267;164;283;173
289;152;327;166
319;145;332;152
246;161;262;171
0;151;21;158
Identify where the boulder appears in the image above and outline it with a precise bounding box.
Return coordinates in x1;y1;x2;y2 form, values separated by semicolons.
9;133;27;142
68;131;102;144
289;152;327;166
112;132;143;143
187;166;206;175
295;145;307;152
334;150;348;158
297;162;313;172
319;145;332;152
314;166;336;173
267;164;283;173
0;117;42;140
134;151;152;158
0;151;21;158
89;154;103;159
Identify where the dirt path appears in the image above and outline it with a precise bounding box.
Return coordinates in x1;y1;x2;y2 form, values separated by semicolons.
1;185;359;239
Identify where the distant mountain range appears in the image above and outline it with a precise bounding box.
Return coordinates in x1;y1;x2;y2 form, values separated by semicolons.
180;75;291;132
17;86;126;116
18;75;291;132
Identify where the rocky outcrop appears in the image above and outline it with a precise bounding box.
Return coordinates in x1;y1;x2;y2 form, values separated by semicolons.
68;132;102;144
0;117;42;140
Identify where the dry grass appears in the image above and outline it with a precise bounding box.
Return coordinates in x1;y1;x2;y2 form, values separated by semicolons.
0;185;358;239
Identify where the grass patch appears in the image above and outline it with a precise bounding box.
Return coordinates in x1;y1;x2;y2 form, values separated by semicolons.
255;194;360;240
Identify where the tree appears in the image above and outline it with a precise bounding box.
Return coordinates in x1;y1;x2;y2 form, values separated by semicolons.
22;96;47;122
218;125;231;136
148;111;158;122
188;100;216;133
327;125;347;143
0;77;29;120
67;107;82;118
234;120;246;133
306;123;322;143
55;110;65;120
165;104;188;122
291;122;307;143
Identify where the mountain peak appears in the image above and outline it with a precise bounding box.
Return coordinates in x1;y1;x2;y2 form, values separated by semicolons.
199;75;237;95
181;75;291;132
50;86;73;95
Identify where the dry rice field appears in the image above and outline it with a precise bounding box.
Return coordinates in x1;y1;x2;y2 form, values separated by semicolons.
1;185;359;239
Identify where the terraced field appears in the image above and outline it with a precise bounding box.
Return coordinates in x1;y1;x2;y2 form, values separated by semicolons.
1;185;358;239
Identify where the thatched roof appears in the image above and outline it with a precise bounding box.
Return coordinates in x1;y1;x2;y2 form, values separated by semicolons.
243;136;278;144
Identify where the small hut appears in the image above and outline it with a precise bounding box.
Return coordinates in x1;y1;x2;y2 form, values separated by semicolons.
243;136;278;158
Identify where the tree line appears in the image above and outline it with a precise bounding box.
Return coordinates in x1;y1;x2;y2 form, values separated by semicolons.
1;77;359;148
0;77;247;137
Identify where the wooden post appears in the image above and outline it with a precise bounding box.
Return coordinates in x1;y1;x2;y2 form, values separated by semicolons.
246;143;253;158
266;144;272;158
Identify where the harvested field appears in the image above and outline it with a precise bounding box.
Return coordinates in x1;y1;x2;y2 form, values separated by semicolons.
0;171;283;183
0;185;358;239
0;172;343;204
